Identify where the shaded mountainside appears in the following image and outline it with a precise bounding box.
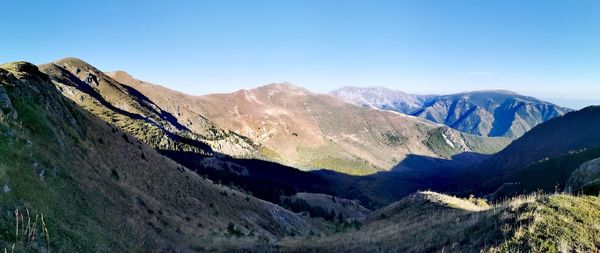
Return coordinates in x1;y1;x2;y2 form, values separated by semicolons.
0;61;321;251
466;106;600;198
108;74;509;175
280;191;600;253
330;87;571;138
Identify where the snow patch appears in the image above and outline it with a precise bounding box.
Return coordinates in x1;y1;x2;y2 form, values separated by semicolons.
441;133;455;148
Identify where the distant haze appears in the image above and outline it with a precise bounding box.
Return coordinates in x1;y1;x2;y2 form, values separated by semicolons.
543;98;600;110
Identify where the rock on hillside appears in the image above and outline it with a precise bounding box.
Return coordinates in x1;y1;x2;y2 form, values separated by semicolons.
330;87;571;138
567;157;600;194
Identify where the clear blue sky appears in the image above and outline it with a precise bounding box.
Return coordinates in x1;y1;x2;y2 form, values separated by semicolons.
1;0;599;106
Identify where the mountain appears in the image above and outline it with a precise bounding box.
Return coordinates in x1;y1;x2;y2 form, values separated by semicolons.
0;61;320;251
327;86;434;114
2;59;598;252
466;106;600;197
39;58;261;158
108;75;510;175
330;87;571;138
37;58;347;208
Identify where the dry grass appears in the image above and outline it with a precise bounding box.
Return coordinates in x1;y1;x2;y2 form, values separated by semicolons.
2;208;50;252
279;191;600;253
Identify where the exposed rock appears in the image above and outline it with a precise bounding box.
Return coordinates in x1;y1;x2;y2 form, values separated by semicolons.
0;86;17;121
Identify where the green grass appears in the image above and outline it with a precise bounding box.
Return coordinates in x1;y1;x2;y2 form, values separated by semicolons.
0;73;132;251
491;194;600;252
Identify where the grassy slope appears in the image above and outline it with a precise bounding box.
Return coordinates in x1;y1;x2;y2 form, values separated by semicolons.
280;191;600;252
0;62;320;251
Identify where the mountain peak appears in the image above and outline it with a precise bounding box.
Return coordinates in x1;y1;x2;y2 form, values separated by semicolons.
252;82;310;95
53;57;92;67
106;70;134;80
0;61;39;73
0;61;50;84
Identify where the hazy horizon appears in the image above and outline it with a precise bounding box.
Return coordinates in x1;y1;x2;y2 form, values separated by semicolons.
2;0;599;107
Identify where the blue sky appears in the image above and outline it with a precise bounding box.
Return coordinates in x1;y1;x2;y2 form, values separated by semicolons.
1;0;599;107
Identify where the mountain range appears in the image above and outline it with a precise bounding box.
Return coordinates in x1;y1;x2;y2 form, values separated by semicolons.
330;86;571;138
0;58;599;252
108;72;510;175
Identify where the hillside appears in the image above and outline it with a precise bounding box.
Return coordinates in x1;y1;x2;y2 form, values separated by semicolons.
280;191;600;252
108;74;510;175
39;58;259;158
37;58;347;208
466;106;600;197
0;61;321;251
330;87;570;138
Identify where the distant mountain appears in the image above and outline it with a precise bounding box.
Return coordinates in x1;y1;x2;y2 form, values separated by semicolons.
110;74;510;175
328;86;434;114
330;87;571;138
466;106;600;198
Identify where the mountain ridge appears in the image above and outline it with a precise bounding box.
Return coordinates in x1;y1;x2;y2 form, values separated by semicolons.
108;71;510;175
330;86;571;138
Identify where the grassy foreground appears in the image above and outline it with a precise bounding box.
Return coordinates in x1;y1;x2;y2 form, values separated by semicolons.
279;191;600;252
